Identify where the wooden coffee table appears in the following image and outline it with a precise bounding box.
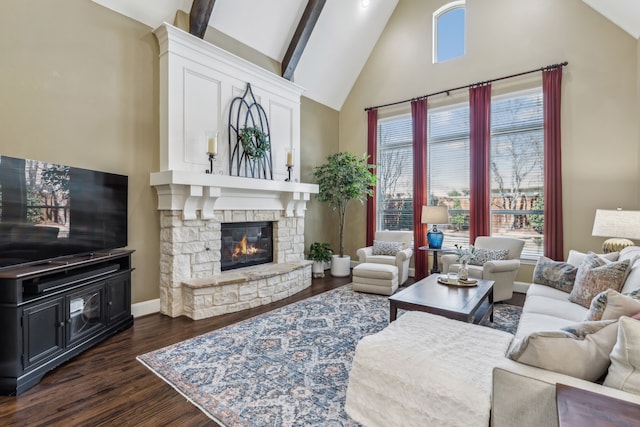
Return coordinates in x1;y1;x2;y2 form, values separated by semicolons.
389;274;494;323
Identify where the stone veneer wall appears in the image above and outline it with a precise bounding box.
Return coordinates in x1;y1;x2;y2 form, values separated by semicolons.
159;209;309;318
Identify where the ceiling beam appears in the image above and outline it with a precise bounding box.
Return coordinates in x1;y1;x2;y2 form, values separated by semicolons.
282;0;326;81
189;0;216;39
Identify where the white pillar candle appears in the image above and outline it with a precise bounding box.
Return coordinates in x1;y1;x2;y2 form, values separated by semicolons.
208;136;218;155
286;150;293;166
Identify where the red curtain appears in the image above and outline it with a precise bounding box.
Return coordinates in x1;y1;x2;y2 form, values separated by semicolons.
543;67;564;260
469;84;492;243
366;109;378;247
411;99;428;280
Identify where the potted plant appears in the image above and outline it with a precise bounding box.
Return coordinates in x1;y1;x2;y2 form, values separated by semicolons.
313;152;376;277
307;242;334;278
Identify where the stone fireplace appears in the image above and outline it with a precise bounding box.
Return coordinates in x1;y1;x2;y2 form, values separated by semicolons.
151;24;318;320
156;201;314;320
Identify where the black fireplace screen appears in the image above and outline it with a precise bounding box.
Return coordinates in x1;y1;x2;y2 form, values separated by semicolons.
221;221;273;271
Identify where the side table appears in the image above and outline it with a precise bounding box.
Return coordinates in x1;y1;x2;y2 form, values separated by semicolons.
556;383;640;427
419;246;454;274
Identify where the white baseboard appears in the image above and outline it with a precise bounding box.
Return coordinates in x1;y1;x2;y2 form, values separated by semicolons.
131;298;160;318
513;281;530;294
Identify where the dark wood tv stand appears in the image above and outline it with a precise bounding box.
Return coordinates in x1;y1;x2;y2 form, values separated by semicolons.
0;250;134;395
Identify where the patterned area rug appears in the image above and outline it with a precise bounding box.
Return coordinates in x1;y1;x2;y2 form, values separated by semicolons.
137;285;521;426
482;302;522;335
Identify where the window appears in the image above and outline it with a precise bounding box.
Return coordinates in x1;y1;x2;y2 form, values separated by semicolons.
490;89;544;259
428;103;470;248
433;1;466;63
376;115;414;231
376;88;545;260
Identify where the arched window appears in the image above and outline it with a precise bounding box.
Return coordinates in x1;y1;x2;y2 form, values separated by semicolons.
433;1;465;63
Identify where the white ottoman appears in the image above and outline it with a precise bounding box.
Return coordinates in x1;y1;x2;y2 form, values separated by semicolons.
352;263;398;295
345;311;514;427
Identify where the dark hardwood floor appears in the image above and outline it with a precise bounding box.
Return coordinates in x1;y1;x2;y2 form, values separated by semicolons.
0;273;524;426
0;274;351;427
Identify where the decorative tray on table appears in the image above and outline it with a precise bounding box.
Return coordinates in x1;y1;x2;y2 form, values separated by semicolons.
437;276;478;287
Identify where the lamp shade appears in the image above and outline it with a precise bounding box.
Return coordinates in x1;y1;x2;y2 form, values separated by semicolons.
592;209;640;240
592;209;640;253
421;205;449;225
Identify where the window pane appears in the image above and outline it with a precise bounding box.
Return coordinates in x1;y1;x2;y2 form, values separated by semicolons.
436;6;465;63
428;104;470;248
377;115;414;231
490;89;544;259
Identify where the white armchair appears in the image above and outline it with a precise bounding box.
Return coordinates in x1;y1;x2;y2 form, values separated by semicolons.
357;231;414;285
441;236;525;302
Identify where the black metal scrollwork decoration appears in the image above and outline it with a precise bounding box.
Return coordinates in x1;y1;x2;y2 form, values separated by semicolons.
228;83;273;179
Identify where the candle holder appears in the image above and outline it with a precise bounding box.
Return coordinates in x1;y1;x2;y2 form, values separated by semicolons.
205;130;219;174
205;152;217;174
285;148;295;182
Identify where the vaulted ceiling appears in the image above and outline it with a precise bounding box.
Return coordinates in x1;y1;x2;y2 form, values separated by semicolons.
92;0;639;111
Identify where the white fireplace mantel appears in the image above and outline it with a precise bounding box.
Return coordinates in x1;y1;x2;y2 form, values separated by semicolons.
151;170;318;219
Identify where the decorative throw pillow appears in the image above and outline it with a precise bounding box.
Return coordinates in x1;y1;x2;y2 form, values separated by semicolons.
604;316;640;395
568;254;630;308
567;250;619;267
506;319;619;381
586;289;640;321
469;248;509;266
532;256;577;293
372;240;403;256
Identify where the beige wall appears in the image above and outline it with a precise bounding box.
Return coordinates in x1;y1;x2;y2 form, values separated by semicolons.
0;0;160;303
300;97;340;253
340;0;639;281
0;1;339;305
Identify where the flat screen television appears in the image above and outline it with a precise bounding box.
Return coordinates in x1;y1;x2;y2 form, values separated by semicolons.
0;155;128;270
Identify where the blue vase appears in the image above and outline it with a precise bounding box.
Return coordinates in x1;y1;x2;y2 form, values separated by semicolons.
427;227;444;249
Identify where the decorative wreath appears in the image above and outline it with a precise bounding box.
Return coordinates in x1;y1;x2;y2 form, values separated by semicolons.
238;126;270;159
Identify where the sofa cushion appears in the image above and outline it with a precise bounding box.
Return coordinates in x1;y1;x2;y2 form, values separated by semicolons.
621;251;640;294
532;256;577;293
507;319;619;381
372;240;404;256
469;248;509;266
622;264;640;294
526;283;576;301
515;312;587;339
364;255;396;266
522;295;588;322
604;316;640;395
568;254;630;308
567;250;619;267
587;289;640;321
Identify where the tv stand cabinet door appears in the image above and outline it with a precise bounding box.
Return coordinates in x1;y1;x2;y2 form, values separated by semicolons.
106;272;131;325
22;298;65;370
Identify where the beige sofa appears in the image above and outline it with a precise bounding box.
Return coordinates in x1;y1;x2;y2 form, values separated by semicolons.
492;246;640;426
346;246;640;426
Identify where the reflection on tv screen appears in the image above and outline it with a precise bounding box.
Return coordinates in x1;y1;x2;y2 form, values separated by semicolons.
0;156;128;269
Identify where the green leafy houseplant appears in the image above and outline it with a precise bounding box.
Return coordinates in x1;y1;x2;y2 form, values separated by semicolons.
238;126;270;159
313;152;377;258
307;242;334;263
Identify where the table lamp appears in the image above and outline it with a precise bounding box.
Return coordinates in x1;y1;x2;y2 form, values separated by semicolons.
592;208;640;253
421;205;449;249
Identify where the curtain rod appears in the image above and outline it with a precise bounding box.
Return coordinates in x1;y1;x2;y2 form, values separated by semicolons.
364;61;568;112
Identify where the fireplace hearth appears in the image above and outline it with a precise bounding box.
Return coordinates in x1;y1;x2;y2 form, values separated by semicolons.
221;221;273;271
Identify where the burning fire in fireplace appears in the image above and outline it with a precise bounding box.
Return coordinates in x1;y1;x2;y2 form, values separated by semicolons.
221;221;273;271
232;234;262;259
